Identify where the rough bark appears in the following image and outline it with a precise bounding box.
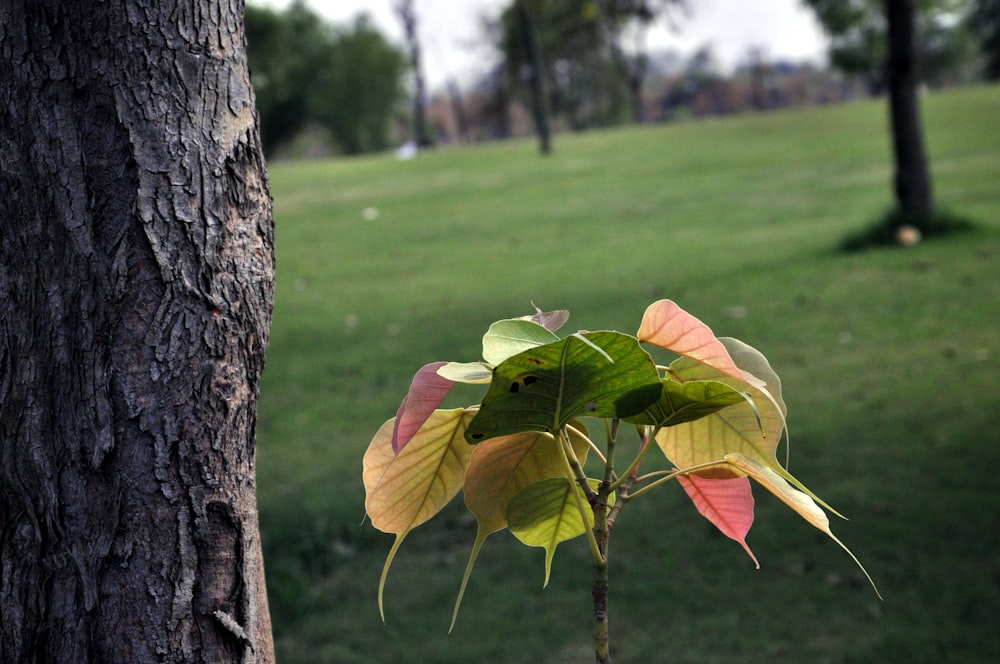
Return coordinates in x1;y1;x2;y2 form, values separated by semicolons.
885;0;935;220
0;1;275;661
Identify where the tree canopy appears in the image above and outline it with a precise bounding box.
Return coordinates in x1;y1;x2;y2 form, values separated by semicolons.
496;0;683;131
245;2;407;155
969;0;1000;78
804;0;978;91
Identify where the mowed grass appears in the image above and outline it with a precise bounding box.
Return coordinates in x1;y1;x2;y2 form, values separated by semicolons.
257;85;1000;663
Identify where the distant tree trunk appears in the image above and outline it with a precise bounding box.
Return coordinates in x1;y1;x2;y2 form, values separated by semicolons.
491;66;513;139
749;46;769;110
396;0;434;148
447;79;473;143
0;1;275;662
610;43;648;123
885;0;935;221
518;0;552;155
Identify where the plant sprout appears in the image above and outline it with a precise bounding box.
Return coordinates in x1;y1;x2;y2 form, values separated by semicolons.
363;300;878;663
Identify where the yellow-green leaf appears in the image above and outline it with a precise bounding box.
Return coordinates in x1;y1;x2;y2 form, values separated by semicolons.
436;361;493;384
507;478;612;588
725;453;880;598
656;337;787;480
481;318;560;366
660;337;841;516
450;426;590;631
362;408;477;620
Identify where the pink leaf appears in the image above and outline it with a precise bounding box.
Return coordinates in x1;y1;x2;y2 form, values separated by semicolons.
391;362;455;454
678;474;760;568
524;304;569;333
637;300;747;383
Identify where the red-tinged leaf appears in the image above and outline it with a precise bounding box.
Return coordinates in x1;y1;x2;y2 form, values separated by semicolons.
637;300;751;384
392;361;455;453
677;474;759;568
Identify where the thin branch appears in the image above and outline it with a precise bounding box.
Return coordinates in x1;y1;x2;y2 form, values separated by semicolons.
624;459;730;502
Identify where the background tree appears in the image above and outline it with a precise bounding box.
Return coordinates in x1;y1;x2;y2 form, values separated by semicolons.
245;2;407;156
516;0;554;153
245;1;328;154
501;0;627;132
804;0;977;93
0;1;275;661
968;0;1000;77
886;0;936;221
311;15;408;154
497;0;685;131
395;0;434;147
596;0;688;123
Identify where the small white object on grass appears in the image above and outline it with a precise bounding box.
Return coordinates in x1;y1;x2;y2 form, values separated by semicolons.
896;225;922;246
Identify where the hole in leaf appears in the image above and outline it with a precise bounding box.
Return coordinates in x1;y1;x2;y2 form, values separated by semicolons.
523;375;538;386
509;383;520;394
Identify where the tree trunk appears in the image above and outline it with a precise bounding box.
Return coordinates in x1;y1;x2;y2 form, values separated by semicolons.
396;0;434;148
0;1;275;661
518;0;552;155
885;0;935;221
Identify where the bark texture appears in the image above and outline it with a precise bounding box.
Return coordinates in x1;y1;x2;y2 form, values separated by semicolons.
885;0;935;219
0;1;275;661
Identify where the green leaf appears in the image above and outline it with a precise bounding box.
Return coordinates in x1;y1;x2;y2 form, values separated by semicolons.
507;477;612;587
465;331;662;444
626;377;747;428
362;408;477;621
481;318;561;366
450;425;590;631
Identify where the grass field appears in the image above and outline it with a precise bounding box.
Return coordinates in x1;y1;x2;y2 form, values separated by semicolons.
256;85;1000;663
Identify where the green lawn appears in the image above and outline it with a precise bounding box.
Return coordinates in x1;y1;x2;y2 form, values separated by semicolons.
257;85;1000;663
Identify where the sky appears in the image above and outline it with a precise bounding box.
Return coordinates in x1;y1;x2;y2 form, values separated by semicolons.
252;0;830;91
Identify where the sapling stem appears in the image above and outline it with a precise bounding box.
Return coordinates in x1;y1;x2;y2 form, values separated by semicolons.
593;421;615;664
592;493;611;664
558;427;603;562
608;425;661;494
624;460;730;502
602;418;619;486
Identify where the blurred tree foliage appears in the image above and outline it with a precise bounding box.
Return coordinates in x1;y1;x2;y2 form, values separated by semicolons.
245;1;407;155
497;0;681;131
969;0;1000;77
803;0;979;92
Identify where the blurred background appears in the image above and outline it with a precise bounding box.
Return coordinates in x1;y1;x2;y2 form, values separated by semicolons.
245;1;1000;662
245;0;996;157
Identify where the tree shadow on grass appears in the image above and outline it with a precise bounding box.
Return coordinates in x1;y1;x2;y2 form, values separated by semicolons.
840;207;976;252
